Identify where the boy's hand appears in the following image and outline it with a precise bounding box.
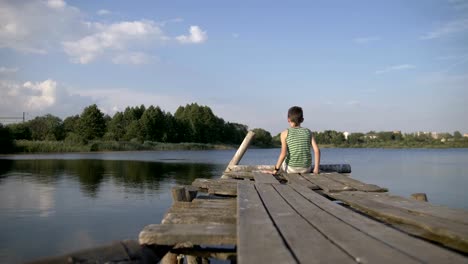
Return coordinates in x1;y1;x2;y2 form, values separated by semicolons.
313;168;320;174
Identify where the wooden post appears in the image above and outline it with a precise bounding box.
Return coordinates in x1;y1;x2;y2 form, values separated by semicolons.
224;131;256;177
161;252;178;264
411;193;428;202
185;186;198;202
172;186;188;202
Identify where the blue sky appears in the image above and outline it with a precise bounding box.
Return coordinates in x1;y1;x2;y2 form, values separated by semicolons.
0;0;467;135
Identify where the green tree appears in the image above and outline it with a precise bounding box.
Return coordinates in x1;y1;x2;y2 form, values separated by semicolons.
0;124;14;153
107;112;125;140
221;122;248;144
63;115;80;134
174;103;225;143
124;120;143;141
252;128;273;147
78;104;106;140
347;133;365;145
28;114;64;140
7;123;32;140
454;131;462;139
140;106;166;141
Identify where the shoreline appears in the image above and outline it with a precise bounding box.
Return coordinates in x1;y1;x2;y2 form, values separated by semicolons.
2;140;468;155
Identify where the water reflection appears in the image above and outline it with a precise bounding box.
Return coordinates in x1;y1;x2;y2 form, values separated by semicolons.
0;159;221;198
0;158;223;263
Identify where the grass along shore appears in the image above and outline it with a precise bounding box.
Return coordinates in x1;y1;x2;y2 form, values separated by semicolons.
8;139;468;154
12;140;236;153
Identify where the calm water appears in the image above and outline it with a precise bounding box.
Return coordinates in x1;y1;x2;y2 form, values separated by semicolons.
1;148;468;263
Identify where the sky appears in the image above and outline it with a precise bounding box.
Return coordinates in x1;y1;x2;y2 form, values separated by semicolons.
0;0;467;135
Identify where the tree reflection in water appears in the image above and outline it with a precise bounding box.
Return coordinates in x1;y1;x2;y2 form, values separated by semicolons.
0;159;222;197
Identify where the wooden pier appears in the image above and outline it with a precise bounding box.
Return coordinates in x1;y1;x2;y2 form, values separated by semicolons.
134;167;468;264
29;132;468;263
30;166;468;264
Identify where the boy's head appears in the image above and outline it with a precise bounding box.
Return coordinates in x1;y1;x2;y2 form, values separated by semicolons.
288;106;304;125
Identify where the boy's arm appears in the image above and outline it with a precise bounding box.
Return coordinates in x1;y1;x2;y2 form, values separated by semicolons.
274;130;288;174
311;135;320;174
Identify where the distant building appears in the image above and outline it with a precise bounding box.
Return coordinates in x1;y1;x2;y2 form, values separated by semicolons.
343;131;349;140
464;133;468;138
431;132;439;139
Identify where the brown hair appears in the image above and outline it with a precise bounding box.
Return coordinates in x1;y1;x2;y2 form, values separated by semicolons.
288;106;304;125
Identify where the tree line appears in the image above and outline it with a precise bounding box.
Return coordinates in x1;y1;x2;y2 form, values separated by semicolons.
1;103;261;152
1;103;467;153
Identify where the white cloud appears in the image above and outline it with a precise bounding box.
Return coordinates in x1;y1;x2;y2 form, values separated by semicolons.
0;66;18;74
353;36;380;44
421;18;468;39
112;52;152;65
22;80;57;110
62;20;166;64
0;78;95;118
97;9;111;16
47;0;66;10
176;25;207;44
1;1;207;64
375;64;416;74
0;0;81;54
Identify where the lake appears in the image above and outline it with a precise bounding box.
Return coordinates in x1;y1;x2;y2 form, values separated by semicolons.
1;148;467;263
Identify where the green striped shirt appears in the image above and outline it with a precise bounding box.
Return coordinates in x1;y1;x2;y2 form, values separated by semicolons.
286;127;312;168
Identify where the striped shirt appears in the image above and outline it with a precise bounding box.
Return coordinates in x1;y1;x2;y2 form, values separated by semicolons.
285;127;312;168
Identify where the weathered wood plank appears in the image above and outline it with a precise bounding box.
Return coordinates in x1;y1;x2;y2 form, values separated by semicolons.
289;183;468;263
255;183;353;263
331;191;468;253
273;184;420;263
324;173;387;192
301;173;355;193
162;213;236;225
222;171;255;179
252;172;281;184
229;165;273;172
230;164;351;173
237;182;296;264
139;224;236;246
172;199;236;209
192;178;239;195
347;192;468;225
284;173;320;190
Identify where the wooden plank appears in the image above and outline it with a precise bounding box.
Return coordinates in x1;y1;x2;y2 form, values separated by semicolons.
255;183;354;263
229;164;352;173
139;224;236;246
273;184;420;263
229;165;273;172
284;173;320;190
324;173;387;192
346;192;468;225
162;212;236;225
252;172;280;184
172;199;236;209
237;182;296;264
289;183;468;263
331;191;468;253
192;178;238;195
222;171;255;179
301;173;355;193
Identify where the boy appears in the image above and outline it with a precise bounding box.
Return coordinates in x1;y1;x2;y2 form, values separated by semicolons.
273;106;320;175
